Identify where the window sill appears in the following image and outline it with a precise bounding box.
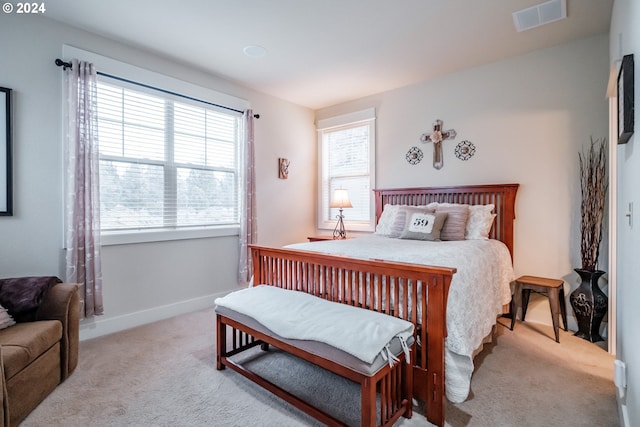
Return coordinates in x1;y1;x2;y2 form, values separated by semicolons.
101;226;240;246
317;223;375;233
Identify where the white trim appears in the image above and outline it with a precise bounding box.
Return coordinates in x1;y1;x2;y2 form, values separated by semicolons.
318;220;375;233
317;109;376;233
62;45;249;112
317;107;376;130
617;390;630;427
607;60;620;356
61;45;247;245
79;289;232;340
608;94;617;356
101;225;239;246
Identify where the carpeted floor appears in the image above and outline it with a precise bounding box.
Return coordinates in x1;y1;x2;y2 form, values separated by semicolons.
22;309;618;427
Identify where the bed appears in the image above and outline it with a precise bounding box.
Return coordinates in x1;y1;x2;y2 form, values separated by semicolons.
286;183;519;407
216;245;456;426
218;246;454;426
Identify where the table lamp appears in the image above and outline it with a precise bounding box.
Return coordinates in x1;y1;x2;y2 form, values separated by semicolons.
330;188;353;239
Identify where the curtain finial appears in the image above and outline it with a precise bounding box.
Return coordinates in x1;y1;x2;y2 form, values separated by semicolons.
55;58;72;70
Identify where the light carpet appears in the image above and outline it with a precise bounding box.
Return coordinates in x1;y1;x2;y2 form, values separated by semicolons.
22;309;618;426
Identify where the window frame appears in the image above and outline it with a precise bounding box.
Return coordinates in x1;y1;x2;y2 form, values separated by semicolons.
63;46;249;246
317;108;376;233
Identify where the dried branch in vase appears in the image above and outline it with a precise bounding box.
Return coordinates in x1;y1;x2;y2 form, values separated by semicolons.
578;137;608;272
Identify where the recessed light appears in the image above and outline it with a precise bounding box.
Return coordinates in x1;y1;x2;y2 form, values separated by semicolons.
243;45;267;58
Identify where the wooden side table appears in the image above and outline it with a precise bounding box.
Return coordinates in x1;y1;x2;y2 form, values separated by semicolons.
307;236;350;242
307;236;336;242
511;275;568;343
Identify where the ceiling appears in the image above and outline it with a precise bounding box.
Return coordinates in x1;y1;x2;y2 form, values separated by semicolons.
43;0;613;110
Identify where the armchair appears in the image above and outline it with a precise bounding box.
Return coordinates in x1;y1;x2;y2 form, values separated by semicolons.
0;280;79;426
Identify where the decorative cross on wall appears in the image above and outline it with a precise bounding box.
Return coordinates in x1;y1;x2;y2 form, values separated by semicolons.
420;119;457;169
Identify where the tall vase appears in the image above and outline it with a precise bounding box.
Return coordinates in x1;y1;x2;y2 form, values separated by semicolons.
569;269;607;342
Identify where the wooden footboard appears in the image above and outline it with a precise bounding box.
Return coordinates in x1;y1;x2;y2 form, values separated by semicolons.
249;245;455;427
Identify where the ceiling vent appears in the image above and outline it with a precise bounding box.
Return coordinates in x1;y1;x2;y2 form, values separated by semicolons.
513;0;567;32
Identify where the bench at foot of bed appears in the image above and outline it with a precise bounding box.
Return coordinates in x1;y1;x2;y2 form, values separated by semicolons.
216;308;414;427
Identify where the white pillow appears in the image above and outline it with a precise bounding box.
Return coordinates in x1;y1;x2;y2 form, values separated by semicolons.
465;205;496;239
427;202;495;240
0;304;16;330
375;204;400;236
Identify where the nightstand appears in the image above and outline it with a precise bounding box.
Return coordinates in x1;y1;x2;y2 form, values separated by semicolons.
307;236;337;242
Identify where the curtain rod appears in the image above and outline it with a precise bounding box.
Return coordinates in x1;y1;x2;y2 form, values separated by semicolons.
54;59;260;119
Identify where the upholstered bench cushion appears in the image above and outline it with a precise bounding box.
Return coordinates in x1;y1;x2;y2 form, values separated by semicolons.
216;306;414;376
0;320;62;379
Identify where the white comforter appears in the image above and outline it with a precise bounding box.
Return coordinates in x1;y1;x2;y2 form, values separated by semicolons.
286;235;515;402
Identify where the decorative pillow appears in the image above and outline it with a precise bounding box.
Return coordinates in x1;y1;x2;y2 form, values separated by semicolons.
389;206;435;238
375;204;400;236
428;202;495;240
399;208;448;241
0;276;62;322
0;304;16;330
466;205;496;239
434;204;470;241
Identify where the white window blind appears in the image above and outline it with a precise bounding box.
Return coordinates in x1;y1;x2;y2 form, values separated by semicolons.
318;108;375;232
97;77;242;232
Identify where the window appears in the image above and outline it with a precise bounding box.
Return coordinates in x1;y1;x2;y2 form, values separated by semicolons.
317;108;375;232
97;77;242;235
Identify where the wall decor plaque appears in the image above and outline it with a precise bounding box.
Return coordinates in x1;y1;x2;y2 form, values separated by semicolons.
0;87;12;216
455;140;476;161
406;146;423;165
618;54;634;144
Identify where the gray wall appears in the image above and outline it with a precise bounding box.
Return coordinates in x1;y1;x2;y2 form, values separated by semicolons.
316;34;610;331
0;14;316;339
610;1;639;425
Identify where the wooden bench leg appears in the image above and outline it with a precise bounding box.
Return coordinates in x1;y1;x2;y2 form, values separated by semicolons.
361;377;376;427
216;314;226;370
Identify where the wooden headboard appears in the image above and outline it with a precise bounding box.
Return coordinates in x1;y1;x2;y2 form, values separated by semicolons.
373;183;519;259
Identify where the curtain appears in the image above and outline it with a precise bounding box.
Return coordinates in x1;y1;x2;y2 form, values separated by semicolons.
64;59;104;318
238;110;257;286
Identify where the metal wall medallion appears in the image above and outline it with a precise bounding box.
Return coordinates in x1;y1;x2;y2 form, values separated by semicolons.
406;146;423;165
455;140;476;161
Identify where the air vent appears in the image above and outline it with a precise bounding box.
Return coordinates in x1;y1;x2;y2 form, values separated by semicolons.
513;0;566;32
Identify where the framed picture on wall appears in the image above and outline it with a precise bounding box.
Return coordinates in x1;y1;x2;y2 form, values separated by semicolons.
1;87;12;216
617;54;634;144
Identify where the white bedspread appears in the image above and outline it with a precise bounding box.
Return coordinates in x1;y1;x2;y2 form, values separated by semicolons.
286;235;515;402
215;285;413;365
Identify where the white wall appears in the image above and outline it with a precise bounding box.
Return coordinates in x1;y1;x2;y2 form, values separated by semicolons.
610;1;639;425
0;14;316;339
316;35;610;330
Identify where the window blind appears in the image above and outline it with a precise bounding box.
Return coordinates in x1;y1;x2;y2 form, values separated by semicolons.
97;78;242;232
318;108;375;231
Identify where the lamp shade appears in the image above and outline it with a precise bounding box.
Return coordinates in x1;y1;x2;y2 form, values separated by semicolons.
329;189;353;209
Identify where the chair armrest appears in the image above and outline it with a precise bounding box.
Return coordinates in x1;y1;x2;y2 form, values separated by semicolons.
35;283;80;380
0;346;8;427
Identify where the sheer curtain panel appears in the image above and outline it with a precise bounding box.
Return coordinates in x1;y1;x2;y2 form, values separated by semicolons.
65;59;104;317
238;110;256;286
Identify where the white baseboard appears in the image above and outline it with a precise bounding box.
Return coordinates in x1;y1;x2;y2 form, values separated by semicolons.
617;389;630;427
79;291;229;341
